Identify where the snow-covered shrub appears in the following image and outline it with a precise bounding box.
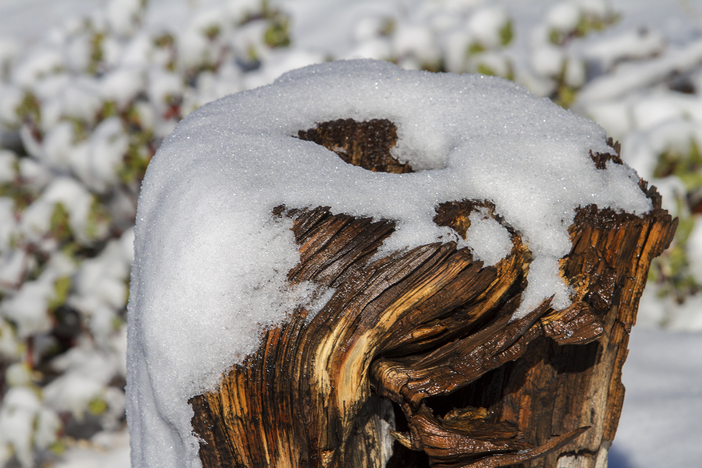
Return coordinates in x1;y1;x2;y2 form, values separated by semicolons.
521;0;618;106
343;3;516;78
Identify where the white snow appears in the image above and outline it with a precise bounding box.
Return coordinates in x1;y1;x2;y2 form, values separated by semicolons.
621;118;701;181
688;221;702;284
464;208;512;266
44;337;124;420
393;23;440;67
0;150;16;184
0;197;16;253
81;117;131;193
531;44;566;77
0;252;75;339
17;156;53;191
54;430;131;468
0;277;55;338
12;46;65;88
71;230;134;317
0;84;23;128
468;7;511;49
576;38;702;105
0;319;21;361
611;327;702;468
0;387;59;468
19;177;96;244
100;67;146;108
581;28;667;73
107;0;146;38
127;58;650;467
0;250;29;291
546;2;582;34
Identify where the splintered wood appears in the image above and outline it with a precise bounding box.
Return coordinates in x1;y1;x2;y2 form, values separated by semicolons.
189;120;676;468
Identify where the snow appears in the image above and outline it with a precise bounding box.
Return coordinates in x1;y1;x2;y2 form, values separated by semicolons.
12;47;65;89
689;221;702;284
0;85;22;128
581;28;667;73
0;250;28;291
393;23;440;66
0;277;55;339
54;430;131;468
0;0;702;467
610;328;702;468
575;38;702;105
468;7;511;49
0;387;59;468
44;338;124;420
1;252;74;340
546;2;582;34
0;151;16;184
106;0;146;38
465;208;512;266
531;44;566;77
71;232;133;316
20;178;94;243
0;198;15;253
80;117;131;193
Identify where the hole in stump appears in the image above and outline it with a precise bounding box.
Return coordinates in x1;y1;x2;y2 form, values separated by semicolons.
298;118;414;174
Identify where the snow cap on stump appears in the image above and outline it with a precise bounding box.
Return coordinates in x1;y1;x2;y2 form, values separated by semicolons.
126;59;650;468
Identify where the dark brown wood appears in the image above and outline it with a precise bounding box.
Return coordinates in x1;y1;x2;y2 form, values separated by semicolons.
298;118;412;173
189;119;677;468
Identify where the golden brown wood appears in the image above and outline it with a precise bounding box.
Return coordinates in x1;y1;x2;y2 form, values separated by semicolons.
188;119;677;468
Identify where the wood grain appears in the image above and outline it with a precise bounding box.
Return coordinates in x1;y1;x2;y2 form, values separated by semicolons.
189;120;677;468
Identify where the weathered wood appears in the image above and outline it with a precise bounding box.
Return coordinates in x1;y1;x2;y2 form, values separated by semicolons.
189;119;676;468
298;118;412;174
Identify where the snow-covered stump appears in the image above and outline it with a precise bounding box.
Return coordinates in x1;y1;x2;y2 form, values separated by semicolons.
126;60;676;468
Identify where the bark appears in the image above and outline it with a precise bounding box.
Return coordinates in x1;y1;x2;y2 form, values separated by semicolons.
189;120;677;468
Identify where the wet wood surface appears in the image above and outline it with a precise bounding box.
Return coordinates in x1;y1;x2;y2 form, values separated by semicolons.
189;120;677;468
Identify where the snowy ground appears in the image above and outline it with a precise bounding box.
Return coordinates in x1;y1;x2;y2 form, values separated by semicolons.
1;0;701;467
611;327;702;468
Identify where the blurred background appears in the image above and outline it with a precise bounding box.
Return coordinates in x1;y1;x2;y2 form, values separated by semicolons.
0;0;700;466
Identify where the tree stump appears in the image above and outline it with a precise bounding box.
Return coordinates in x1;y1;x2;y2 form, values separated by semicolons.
188;119;676;468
